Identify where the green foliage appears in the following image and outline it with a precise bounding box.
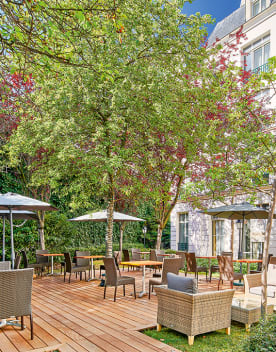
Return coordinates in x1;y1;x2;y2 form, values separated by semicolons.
144;323;247;352
242;314;276;352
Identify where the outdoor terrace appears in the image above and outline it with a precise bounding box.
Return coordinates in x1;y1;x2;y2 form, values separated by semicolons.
0;270;245;352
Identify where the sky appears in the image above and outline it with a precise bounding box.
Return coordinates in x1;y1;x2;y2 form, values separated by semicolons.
182;0;242;37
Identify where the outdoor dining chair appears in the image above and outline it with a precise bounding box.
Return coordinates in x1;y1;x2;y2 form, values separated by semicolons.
0;268;34;339
131;248;141;261
36;249;51;274
75;250;92;279
63;252;88;283
14;253;21;269
217;255;243;290
210;251;233;281
22;250;43;277
148;258;181;299
150;249;162;277
103;257;136;302
185;252;208;281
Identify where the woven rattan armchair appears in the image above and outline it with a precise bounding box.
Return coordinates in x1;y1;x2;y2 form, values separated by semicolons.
36;249;51;274
148;258;181;299
0;261;11;270
22;250;43;277
185;252;208;280
218;255;243;289
131;248;141;261
103;257;136;302
155;286;234;345
176;251;186;270
14;253;21;269
63;252;87;283
0;268;34;339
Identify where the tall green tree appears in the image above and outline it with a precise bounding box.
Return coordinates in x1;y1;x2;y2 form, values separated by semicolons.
1;0;212;256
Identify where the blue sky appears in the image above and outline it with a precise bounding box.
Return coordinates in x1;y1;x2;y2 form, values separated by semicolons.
182;0;241;37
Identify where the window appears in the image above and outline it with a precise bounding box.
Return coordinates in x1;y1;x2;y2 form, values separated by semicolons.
252;0;266;17
243;35;270;74
212;220;225;255
178;213;189;251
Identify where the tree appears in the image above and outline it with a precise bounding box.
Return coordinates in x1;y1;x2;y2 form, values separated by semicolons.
1;0;213;256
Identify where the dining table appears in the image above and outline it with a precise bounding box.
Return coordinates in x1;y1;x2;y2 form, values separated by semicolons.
138;251;150;259
74;255;104;281
37;253;64;275
233;259;262;274
120;260;163;297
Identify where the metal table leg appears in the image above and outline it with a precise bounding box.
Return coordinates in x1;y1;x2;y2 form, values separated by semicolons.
138;265;147;298
87;258;95;281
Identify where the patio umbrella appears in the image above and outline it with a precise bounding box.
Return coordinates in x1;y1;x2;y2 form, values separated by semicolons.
0;192;57;268
69;210;145;251
69;210;145;223
1;210;38;261
201;202;276;258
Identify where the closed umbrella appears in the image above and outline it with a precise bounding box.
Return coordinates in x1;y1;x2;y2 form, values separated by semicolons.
0;193;57;268
201;202;276;258
1;210;38;261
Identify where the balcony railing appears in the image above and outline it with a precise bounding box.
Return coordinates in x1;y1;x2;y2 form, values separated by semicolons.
253;62;269;74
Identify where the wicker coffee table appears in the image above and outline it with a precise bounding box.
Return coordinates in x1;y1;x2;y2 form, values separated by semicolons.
231;297;274;331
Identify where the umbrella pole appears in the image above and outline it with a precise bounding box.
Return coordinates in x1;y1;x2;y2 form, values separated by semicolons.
2;216;5;261
9;208;15;269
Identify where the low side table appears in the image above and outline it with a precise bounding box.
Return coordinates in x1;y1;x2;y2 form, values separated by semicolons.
231;297;274;331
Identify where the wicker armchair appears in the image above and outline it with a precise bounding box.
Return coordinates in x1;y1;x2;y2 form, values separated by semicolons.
148;258;181;299
0;261;11;270
218;255;243;290
155;286;234;345
175;251;186;270
103;257;136;302
185;252;208;280
131;248;141;261
14;253;21;269
0;268;34;339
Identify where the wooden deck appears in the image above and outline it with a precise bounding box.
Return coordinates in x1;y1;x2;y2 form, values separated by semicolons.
0;269;243;352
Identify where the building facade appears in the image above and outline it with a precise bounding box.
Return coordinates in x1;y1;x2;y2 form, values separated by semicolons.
170;0;276;258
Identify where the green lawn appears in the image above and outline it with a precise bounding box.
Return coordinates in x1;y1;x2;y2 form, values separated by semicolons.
143;322;248;352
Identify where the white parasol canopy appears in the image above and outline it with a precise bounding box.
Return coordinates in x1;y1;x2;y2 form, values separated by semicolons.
69;210;145;222
0;192;57;267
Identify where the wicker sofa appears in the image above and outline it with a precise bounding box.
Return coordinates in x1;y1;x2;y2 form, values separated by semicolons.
155;286;234;345
244;263;276;308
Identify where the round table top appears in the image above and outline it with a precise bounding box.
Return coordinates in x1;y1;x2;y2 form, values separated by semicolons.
37;253;64;257
74;255;104;259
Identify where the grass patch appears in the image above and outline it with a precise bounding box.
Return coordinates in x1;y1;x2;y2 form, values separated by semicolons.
143;322;248;352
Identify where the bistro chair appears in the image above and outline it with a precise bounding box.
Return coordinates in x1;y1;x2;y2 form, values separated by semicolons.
217;255;243;290
36;249;51;274
22;250;43;277
210;251;232;282
156;250;165;262
131;248;141;261
60;249;77;274
63;252;87;283
103;257;136;302
185;252;208;281
176;251;186;270
150;249;162;278
0;261;11;271
75;250;92;279
0;268;34;339
148;258;181;299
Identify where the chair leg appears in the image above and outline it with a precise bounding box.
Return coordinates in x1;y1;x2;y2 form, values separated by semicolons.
123;285;125;296
148;284;151;299
218;279;221;290
21;316;24;330
104;285;106;299
80;272;82;281
30;314;34;340
209;271;212;282
114;286;117;302
133;283;136;299
206;270;208;281
85;271;87;281
69;273;71;284
64;271;66;282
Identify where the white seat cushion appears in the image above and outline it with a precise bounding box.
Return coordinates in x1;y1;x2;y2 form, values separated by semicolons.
250;285;276;298
268;264;276;286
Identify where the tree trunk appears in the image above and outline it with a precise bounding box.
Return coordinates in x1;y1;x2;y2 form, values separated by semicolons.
119;222;126;256
261;177;276;316
156;224;164;250
37;211;45;250
106;188;115;258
